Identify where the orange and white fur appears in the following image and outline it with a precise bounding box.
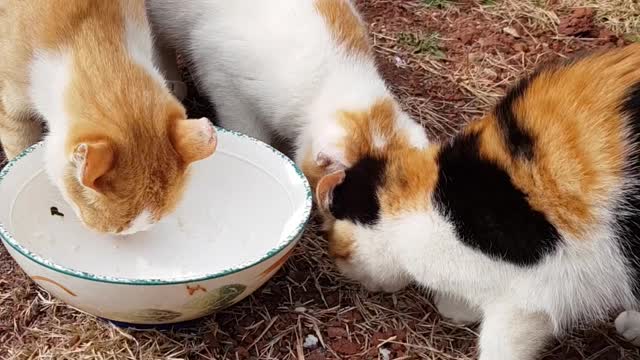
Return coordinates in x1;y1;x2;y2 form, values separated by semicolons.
0;0;216;234
146;0;428;189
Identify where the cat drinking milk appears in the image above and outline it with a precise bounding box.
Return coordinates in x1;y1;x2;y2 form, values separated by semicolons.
0;0;216;234
316;45;640;359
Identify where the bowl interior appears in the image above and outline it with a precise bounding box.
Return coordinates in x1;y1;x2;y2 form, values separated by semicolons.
0;130;311;282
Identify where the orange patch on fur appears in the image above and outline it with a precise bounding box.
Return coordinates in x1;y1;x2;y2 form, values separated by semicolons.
379;147;438;215
327;220;355;260
302;98;402;204
303;99;401;208
337;98;436;215
314;0;371;56
338;98;400;163
474;44;640;238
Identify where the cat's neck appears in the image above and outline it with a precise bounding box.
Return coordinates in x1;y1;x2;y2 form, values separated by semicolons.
28;4;167;140
297;57;428;168
29;51;73;136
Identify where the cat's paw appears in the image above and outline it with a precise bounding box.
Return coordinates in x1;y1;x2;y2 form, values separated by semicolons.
434;293;481;325
615;310;640;346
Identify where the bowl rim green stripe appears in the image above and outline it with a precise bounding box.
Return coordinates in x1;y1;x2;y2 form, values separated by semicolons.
0;126;313;285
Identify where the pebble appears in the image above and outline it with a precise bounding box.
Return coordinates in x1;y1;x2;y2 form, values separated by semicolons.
380;348;392;360
303;334;319;349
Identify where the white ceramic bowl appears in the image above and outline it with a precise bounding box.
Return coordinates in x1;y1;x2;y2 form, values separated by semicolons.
0;128;312;325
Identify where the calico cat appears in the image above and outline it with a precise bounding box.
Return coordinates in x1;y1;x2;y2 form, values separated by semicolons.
146;0;428;191
0;0;217;234
315;44;640;359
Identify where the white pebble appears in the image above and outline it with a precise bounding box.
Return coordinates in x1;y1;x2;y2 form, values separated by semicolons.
303;334;319;349
379;348;392;360
294;307;307;313
394;56;407;68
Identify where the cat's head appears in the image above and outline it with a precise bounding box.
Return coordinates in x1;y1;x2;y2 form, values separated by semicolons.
58;106;216;235
309;99;434;292
315;145;438;293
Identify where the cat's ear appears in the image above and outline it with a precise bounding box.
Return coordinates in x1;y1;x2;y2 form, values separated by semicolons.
72;141;114;191
315;169;346;213
170;117;217;164
315;151;347;173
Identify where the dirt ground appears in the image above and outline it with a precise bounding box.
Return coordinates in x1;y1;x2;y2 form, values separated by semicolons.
2;0;640;359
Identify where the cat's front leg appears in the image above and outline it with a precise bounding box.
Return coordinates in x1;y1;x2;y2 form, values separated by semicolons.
433;292;482;325
615;310;640;346
0;89;42;160
478;303;553;360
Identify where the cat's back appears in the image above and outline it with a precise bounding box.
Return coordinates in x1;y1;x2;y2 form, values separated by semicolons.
0;0;133;47
472;44;640;240
186;0;334;81
149;0;336;56
148;0;372;123
0;0;146;83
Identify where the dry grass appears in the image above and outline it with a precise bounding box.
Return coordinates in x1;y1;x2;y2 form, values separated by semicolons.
2;0;640;359
564;0;640;36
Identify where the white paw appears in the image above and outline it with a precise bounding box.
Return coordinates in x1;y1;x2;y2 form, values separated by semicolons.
615;310;640;346
434;293;482;325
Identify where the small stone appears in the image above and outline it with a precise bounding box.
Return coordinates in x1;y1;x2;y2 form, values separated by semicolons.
379;348;392;360
393;56;407;68
303;334;319;349
502;26;521;38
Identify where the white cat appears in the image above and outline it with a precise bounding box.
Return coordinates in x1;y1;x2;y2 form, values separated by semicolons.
146;0;428;190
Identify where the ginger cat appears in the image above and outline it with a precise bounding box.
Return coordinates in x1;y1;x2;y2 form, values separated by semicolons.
0;0;216;234
316;44;640;359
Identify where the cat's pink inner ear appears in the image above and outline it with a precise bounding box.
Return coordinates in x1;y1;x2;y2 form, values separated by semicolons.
171;117;217;164
73;141;114;191
316;152;347;173
315;170;346;212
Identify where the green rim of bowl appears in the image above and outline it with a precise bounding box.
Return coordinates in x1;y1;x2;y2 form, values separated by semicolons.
0;126;313;285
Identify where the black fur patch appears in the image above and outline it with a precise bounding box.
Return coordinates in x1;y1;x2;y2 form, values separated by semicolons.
616;82;640;298
433;132;561;266
330;156;386;225
494;72;537;160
